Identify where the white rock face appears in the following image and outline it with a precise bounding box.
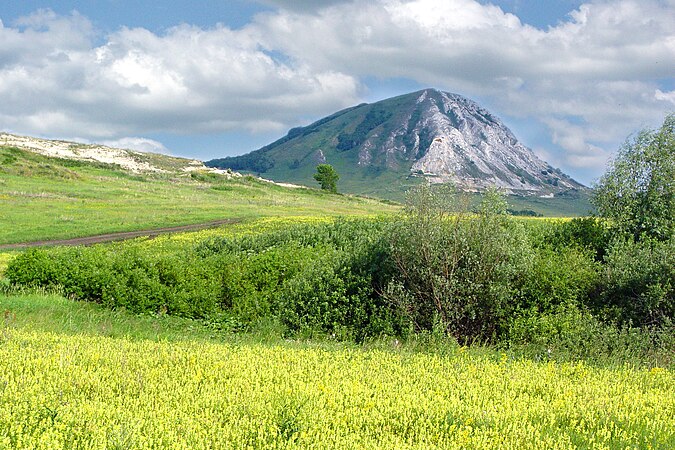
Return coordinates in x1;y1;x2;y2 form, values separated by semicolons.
361;89;584;193
315;149;327;164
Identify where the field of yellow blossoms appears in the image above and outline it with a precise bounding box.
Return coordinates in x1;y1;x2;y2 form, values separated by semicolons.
1;322;673;449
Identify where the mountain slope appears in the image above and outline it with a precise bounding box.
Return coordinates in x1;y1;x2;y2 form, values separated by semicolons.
207;89;585;199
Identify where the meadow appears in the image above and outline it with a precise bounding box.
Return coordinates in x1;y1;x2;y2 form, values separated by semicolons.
1;293;674;449
0;146;396;245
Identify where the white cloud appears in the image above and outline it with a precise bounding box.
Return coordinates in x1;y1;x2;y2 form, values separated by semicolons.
543;118;610;168
100;137;171;154
655;89;675;105
0;10;360;140
257;0;352;11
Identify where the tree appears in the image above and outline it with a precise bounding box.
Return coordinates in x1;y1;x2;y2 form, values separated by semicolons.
313;164;339;193
592;114;674;241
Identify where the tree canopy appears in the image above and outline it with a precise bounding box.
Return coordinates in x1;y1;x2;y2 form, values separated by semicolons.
313;164;339;193
592;114;674;241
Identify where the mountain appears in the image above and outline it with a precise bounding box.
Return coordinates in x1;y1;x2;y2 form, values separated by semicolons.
206;88;586;200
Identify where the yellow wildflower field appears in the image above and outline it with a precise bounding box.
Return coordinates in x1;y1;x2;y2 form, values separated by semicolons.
1;329;673;449
145;215;337;247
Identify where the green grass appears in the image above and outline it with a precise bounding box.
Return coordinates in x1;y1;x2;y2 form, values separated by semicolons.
0;147;397;244
0;292;228;343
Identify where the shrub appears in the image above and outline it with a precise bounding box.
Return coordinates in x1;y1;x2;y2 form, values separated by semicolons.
517;246;599;313
385;185;531;342
221;244;319;325
508;302;606;360
507;302;674;366
594;236;674;327
279;254;369;339
278;249;397;340
548;217;611;261
6;245;222;319
5;248;60;287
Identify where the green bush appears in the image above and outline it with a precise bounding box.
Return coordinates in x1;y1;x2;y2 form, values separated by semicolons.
5;248;61;287
507;303;674;367
221;244;319;325
6;247;115;302
548;217;611;261
385;186;531;342
279;254;371;339
517;246;599;312
278;246;400;340
508;302;606;360
6;245;222;319
595;236;674;327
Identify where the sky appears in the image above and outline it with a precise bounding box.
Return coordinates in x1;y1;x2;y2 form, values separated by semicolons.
0;1;673;185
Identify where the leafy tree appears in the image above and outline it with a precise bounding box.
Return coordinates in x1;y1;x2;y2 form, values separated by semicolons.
592;114;674;241
313;164;339;193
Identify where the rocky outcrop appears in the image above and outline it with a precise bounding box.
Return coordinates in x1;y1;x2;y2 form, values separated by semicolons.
360;89;582;192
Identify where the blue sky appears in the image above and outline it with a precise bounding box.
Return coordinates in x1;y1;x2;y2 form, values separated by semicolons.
1;0;673;185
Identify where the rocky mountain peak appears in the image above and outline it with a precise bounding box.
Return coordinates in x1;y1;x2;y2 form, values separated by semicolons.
359;88;582;192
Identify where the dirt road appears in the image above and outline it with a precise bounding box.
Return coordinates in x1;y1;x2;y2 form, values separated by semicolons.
0;219;239;250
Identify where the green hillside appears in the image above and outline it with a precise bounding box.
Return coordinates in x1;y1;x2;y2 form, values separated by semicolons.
0;146;397;245
207;93;426;197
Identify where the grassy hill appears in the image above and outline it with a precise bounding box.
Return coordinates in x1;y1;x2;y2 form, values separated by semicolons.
0;146;397;245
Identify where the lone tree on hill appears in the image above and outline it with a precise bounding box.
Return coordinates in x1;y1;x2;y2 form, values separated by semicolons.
314;164;339;193
592;113;674;241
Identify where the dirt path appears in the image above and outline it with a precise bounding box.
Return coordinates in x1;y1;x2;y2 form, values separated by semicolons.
0;219;240;250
